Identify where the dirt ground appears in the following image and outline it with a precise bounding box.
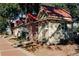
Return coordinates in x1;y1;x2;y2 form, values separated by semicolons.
5;35;79;56
22;44;78;56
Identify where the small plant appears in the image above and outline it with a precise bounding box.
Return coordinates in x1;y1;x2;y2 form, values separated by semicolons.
0;16;7;34
77;27;79;32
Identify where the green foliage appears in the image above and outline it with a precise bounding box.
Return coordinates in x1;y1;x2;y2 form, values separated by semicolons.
66;4;79;18
0;3;20;19
48;3;67;8
0;16;7;33
77;26;79;32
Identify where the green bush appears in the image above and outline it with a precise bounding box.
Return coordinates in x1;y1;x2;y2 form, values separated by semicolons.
0;16;7;34
77;27;79;32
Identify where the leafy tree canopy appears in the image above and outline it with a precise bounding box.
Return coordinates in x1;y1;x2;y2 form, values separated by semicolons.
0;4;20;19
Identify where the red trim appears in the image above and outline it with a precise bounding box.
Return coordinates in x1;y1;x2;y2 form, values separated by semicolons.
28;13;37;20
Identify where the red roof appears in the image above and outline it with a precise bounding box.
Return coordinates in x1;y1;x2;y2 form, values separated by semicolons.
53;8;72;22
42;5;72;22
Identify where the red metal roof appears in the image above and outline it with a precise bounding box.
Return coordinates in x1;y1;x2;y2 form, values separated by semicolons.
26;5;72;22
53;8;72;21
41;5;72;22
53;8;72;22
54;9;70;17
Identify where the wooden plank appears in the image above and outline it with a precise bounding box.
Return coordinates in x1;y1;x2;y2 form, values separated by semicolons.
13;16;72;29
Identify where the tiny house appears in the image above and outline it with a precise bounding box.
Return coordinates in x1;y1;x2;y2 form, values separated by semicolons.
8;4;73;45
36;5;72;45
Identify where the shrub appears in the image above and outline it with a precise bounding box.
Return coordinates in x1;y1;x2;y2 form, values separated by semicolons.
0;16;7;34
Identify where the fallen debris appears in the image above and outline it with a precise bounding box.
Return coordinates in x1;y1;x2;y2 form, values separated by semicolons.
12;41;22;48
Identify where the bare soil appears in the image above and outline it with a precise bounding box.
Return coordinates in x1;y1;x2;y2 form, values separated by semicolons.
7;36;79;56
23;44;78;56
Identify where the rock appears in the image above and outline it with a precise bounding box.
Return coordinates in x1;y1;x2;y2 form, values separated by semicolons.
12;42;22;48
22;41;33;45
21;41;33;47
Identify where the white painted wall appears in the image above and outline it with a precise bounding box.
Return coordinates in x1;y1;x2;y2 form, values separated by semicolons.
37;21;65;45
